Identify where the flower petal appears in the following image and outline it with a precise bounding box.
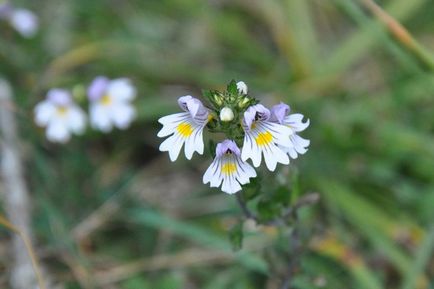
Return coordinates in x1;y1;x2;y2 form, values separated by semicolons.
107;78;136;102
88;76;109;101
46;121;70;143
90;104;112;132
34;101;56;126
112;104;136;129
9;8;38;38
67;106;86;134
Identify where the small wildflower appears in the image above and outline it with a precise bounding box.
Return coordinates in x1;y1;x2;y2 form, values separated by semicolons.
0;3;38;38
236;81;248;95
220;107;234;122
157;80;310;194
241;104;293;171
203;140;256;194
158;95;211;161
270;103;310;159
87;77;136;132
34;89;86;143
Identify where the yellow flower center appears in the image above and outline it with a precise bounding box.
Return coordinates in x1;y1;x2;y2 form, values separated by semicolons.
100;95;112;106
207;114;214;123
255;131;273;147
221;162;237;176
56;106;68;116
177;122;193;137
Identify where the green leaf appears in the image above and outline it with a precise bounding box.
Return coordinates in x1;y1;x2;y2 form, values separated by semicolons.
242;177;262;201
257;198;280;221
129;209;268;273
226;79;238;95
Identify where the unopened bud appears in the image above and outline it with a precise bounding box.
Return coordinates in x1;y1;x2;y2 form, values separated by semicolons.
219;107;234;122
238;97;250;108
214;94;223;106
236;81;248;95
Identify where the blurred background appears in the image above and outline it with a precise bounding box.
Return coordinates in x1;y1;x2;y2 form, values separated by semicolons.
1;0;434;288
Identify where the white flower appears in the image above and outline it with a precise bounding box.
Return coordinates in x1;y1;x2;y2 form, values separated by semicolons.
219;107;234;122
158;95;211;161
236;81;248;95
9;8;38;38
87;77;136;132
34;89;86;143
241;104;293;171
203;140;256;194
270;103;310;159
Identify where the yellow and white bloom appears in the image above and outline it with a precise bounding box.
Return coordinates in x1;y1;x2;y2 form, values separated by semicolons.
270;103;310;159
158;95;211;161
87;77;136;132
203;140;256;194
34;89;86;143
241;104;293;171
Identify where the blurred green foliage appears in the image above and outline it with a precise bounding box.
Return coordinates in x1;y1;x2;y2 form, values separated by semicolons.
1;0;434;288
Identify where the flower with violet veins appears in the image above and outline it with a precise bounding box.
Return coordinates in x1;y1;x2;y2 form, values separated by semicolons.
87;76;136;132
203;140;256;194
158;95;211;161
270;103;310;159
34;89;86;143
241;104;293;171
236;81;248;95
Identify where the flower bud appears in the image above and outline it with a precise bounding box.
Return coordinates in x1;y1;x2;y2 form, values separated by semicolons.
238;97;250;109
219;107;234;122
236;81;248;95
213;94;223;106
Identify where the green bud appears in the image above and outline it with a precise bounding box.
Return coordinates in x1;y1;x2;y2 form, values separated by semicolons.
220;107;234;122
238;97;250;108
214;94;223;106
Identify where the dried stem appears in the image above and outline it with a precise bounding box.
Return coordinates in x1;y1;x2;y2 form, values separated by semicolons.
0;79;46;289
359;0;434;70
0;215;47;289
236;192;319;289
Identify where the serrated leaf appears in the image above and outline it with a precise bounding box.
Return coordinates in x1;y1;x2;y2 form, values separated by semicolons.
226;79;238;95
257;198;280;221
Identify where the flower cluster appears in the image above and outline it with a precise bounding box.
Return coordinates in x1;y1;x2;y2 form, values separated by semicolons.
0;2;38;38
34;77;136;143
158;80;310;194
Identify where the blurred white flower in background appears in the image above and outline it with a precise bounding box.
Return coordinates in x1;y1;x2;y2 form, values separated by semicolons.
9;8;38;37
0;2;38;38
34;89;86;143
87;76;136;132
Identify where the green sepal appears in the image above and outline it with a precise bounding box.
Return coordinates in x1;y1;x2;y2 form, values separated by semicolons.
226;79;238;96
